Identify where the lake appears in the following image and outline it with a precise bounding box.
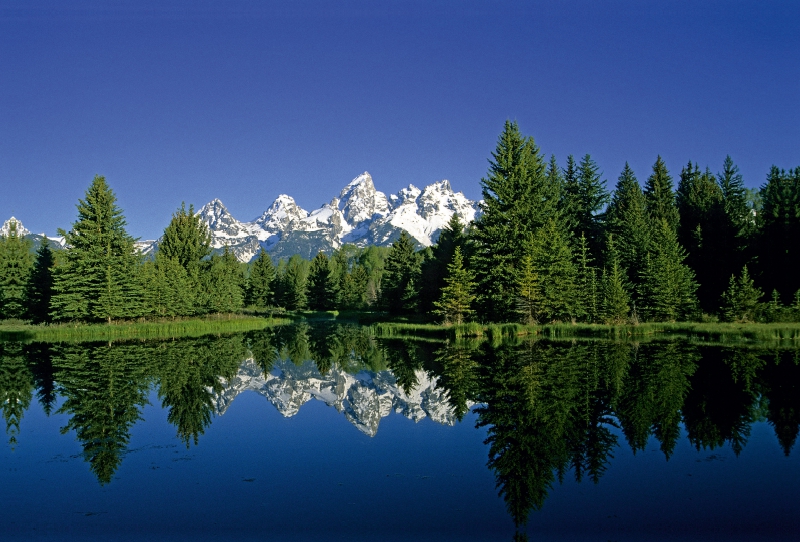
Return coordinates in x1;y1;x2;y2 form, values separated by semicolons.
1;322;799;541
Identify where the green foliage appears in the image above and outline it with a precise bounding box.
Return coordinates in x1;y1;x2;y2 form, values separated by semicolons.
600;236;630;324
433;247;475;325
246;249;276;308
24;237;55;324
638;219;698;322
720;265;762;323
158;203;211;272
605;163;651;295
471;121;557;321
0;220;34;320
419;213;467;315
644;156;679;233
530;219;577;323
380;231;421;314
50;176;142;323
204;247;245;314
574;233;599;323
307;252;336;310
514;252;540;325
274;254;308;310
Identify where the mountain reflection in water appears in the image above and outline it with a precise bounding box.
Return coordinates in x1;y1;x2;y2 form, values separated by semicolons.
1;323;799;539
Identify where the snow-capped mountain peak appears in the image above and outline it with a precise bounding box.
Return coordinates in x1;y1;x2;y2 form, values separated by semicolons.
190;172;480;262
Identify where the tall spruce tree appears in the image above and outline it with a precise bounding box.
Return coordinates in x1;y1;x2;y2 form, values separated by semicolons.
717;156;752;281
531;219;577;323
0;220;34;320
245;249;276;308
50;176;142;322
433;247;475;324
644;156;679;233
605;163;651;295
307;252;336;311
24;237;55;324
204;247;244;314
380;231;421;314
471;121;557;321
600;235;630;324
157;203;212;315
574;233;599;323
638;219;698;321
576;154;609;258
515;251;541;325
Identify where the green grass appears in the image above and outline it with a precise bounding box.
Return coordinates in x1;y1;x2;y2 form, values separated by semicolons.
0;314;289;343
371;320;800;345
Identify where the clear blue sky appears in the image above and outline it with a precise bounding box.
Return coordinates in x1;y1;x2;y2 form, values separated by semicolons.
2;0;798;240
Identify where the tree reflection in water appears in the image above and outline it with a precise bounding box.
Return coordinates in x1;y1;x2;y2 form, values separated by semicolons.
0;326;798;534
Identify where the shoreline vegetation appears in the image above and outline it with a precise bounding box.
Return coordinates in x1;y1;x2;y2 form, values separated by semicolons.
2;310;799;345
0;314;288;343
1;124;799;336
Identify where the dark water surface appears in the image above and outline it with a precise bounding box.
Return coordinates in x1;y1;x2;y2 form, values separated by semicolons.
1;323;799;541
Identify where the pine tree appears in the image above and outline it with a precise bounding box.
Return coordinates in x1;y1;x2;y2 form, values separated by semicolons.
720;265;762;323
515;251;541;325
471;121;557;321
644;156;679;233
381;231;421;314
605;163;651;296
157;203;211;315
716;156;752;289
433;248;476;325
307;252;336;310
419;213;466;315
574;233;599;323
204;247;244;314
0;220;34;320
561;154;581;235
246;249;276;308
24;237;55;324
50;176;142;323
638;219;698;321
600;235;630;324
576;154;609;258
532;219;577;323
275;254;308;310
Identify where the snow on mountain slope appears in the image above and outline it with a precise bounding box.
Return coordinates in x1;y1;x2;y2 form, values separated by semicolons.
211;357;464;436
197;172;480;262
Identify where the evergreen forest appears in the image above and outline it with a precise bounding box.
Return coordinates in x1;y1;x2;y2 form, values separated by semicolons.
1;123;799;326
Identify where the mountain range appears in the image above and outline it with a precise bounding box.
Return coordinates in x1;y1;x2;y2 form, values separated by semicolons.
212;357;466;436
190;172;480;262
4;172;480;262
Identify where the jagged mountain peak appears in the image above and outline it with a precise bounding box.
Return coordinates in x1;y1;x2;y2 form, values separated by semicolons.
191;172;480;261
338;172;390;225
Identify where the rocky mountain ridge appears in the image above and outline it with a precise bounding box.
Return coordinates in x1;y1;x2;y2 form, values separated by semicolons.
211;357;465;436
4;173;480;262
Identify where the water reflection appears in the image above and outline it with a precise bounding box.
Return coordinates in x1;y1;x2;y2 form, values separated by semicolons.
1;325;799;532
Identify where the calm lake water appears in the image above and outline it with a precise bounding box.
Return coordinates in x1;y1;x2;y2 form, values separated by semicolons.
1;323;799;541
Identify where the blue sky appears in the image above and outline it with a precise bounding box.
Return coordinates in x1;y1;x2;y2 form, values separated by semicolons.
1;0;798;240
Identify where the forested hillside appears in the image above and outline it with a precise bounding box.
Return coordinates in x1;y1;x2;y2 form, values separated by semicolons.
1;123;798;325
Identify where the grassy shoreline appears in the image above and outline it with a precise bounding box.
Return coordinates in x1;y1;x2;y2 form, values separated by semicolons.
0;314;288;343
371;320;800;344
2;311;799;345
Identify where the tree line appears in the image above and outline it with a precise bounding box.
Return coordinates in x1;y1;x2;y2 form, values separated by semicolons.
0;122;798;324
